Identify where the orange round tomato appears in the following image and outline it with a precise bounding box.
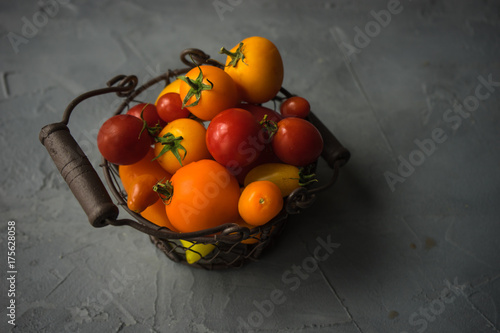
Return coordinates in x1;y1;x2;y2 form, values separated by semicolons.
155;79;182;104
178;65;239;121
154;118;212;175
164;159;241;233
221;36;284;104
126;174;159;213
238;180;283;226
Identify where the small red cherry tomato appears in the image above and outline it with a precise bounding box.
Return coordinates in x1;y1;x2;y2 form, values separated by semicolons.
127;103;166;128
97;114;152;165
156;92;191;123
280;96;311;119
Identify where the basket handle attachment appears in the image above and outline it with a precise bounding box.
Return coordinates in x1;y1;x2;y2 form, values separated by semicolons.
276;88;350;214
39;75;139;227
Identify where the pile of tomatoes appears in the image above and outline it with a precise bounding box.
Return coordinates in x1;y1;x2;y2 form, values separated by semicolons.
97;36;324;238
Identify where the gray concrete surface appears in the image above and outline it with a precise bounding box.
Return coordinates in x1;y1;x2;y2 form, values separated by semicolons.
1;0;500;332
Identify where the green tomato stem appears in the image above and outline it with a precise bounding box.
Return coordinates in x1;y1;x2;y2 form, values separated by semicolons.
153;179;174;205
153;132;187;167
219;42;247;67
177;65;213;108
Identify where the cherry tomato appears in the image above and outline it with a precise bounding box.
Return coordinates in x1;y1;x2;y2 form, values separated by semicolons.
238;180;283;226
97;114;151;165
126;103;166;128
154;118;212;175
271;117;323;167
179;65;239;121
221;36;284;104
280;96;310;119
206;108;262;171
160;159;241;233
156;93;191;123
155;79;182;104
244;163;301;197
126;174;159;213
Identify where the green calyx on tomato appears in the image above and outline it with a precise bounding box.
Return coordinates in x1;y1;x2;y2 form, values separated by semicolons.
153;132;187;166
297;166;318;186
177;66;213;108
219;42;247;67
259;114;278;140
152;179;174;204
139;104;163;137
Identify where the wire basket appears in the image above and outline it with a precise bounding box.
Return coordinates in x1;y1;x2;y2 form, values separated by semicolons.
39;49;350;270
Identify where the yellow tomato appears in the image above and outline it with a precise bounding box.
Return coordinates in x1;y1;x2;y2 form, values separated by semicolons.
244;163;301;197
179;65;239;121
154;118;212;175
221;36;284;104
155;79;182;104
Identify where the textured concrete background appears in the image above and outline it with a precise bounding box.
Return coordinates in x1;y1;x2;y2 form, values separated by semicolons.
1;0;500;332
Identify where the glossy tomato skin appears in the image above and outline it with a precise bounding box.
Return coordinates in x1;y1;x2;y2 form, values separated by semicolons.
97;114;152;165
127;103;166;128
223;36;284;104
126;174;159;213
166;159;241;233
206;108;263;171
154;118;212;175
244;163;301;197
272;117;323;167
156;93;190;123
119;148;176;231
179;65;239;121
280;96;310;119
238;180;283;226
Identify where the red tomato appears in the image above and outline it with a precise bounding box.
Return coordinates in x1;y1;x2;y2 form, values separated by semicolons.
280;96;311;119
97;114;152;165
271;117;323;167
156;93;191;123
206;108;263;171
126;103;166;128
206;108;265;170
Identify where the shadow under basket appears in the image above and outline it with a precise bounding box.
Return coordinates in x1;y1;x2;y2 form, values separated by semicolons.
38;48;351;270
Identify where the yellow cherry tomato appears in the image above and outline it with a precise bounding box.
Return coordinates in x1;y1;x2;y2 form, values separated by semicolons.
220;36;284;104
154;118;212;175
244;163;301;197
238;180;283;226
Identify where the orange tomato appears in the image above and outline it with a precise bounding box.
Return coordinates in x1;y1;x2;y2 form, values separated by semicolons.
119;148;176;230
221;36;284;104
126;174;159;213
164;159;241;233
238;180;283;226
178;65;239;121
154;118;212;175
155;79;182;104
